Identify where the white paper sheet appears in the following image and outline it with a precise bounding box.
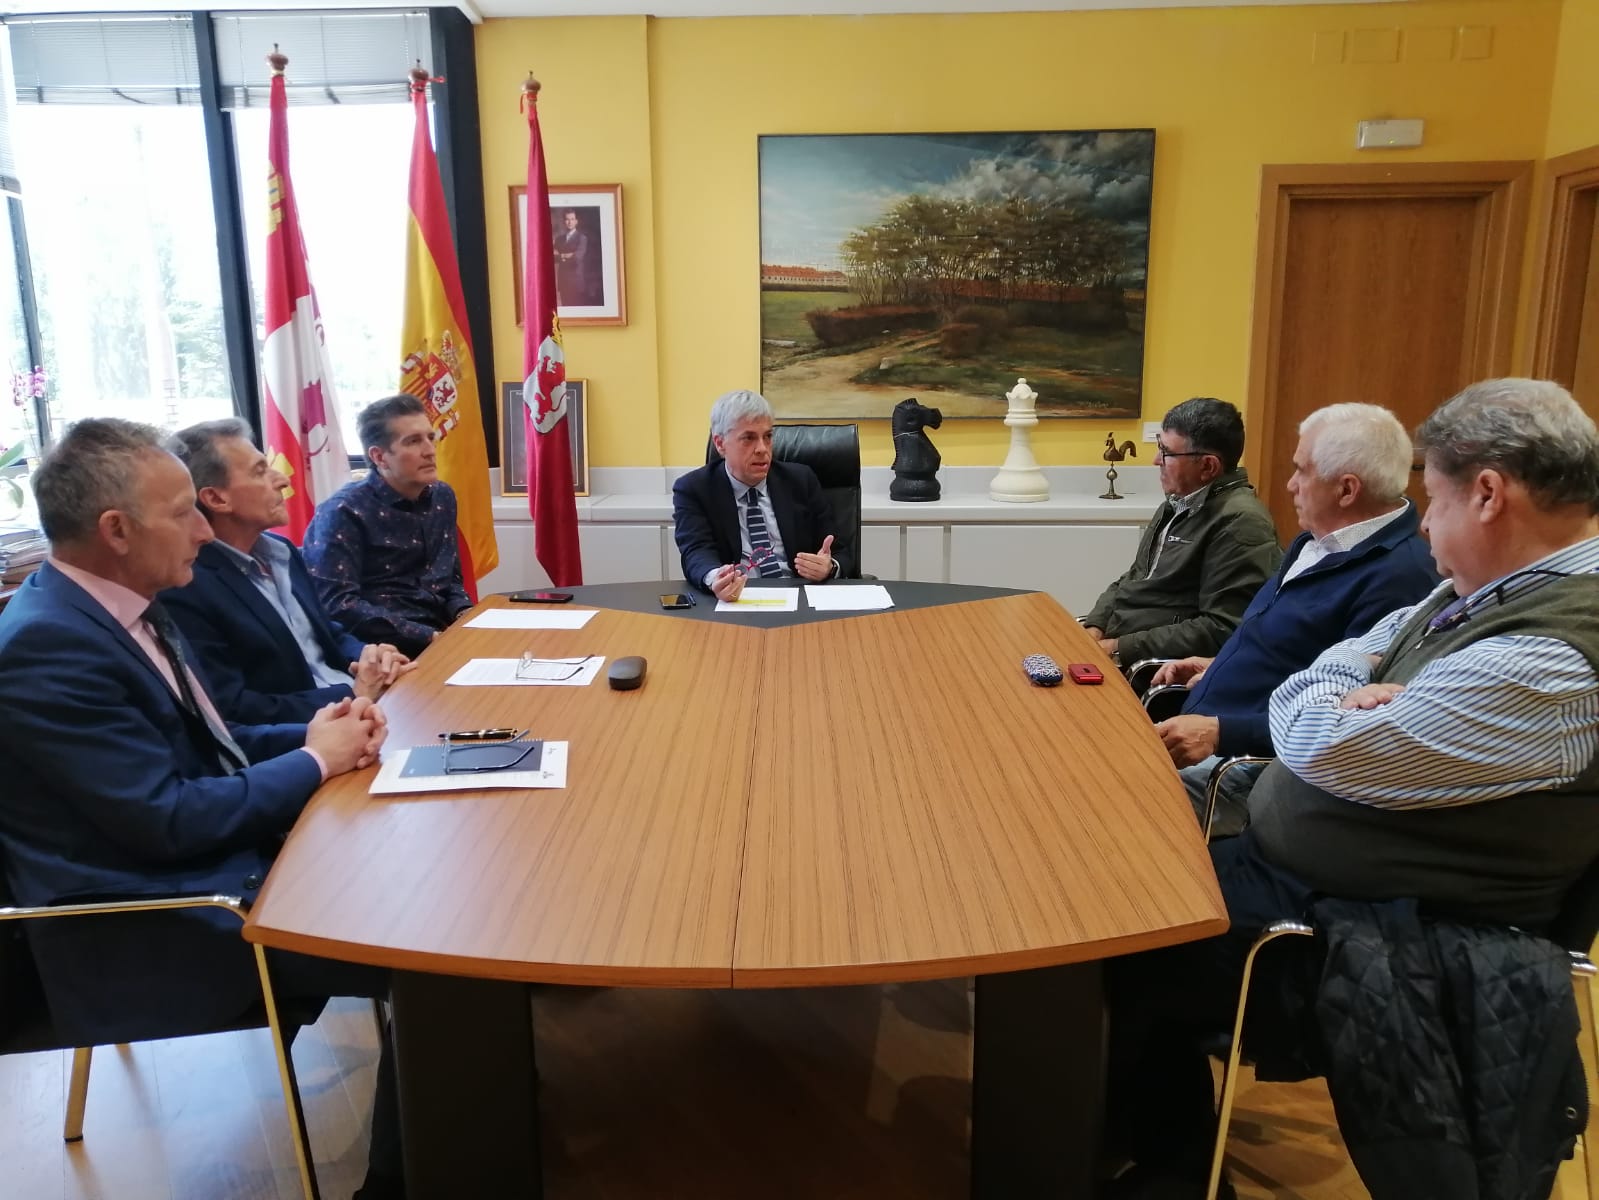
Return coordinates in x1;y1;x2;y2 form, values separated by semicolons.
444;657;605;687
803;584;895;611
715;588;800;613
369;741;569;795
464;608;597;630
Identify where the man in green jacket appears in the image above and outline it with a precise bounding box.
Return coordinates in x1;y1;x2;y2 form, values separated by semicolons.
1082;397;1282;666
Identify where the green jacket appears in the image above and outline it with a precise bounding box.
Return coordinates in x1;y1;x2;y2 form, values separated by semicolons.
1082;468;1282;663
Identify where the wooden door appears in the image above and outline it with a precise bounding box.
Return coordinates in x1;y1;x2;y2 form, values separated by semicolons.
1529;145;1599;419
1248;163;1531;542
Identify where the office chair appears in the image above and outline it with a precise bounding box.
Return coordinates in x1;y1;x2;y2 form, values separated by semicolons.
1204;859;1599;1200
0;886;325;1200
705;423;863;579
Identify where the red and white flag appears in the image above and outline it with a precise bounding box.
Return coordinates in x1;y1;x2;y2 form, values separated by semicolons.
521;73;582;587
261;51;348;542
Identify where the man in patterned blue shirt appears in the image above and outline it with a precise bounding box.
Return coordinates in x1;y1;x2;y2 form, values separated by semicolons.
304;394;473;658
1100;378;1599;1200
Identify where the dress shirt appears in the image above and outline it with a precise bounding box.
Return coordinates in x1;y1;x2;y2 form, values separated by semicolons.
303;470;471;651
702;465;792;589
213;536;352;689
1267;536;1599;810
46;557;327;779
1146;482;1213;576
1280;503;1411;584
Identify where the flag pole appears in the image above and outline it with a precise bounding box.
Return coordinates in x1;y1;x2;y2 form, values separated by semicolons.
520;69;583;587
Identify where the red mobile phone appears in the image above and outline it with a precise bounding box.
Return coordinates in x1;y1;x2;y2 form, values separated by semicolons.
1067;663;1104;685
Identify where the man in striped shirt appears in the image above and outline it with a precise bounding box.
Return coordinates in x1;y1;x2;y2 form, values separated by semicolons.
1101;378;1599;1200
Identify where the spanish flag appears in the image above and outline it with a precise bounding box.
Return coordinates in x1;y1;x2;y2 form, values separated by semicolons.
399;65;498;596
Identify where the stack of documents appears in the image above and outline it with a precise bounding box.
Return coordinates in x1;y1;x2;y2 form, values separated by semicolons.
0;525;46;585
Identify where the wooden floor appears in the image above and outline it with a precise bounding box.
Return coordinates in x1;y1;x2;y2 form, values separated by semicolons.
0;980;1589;1200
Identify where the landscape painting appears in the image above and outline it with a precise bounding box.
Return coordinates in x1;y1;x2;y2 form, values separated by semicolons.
759;130;1154;419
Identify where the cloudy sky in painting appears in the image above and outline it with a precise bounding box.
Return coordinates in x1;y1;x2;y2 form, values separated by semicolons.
759;130;1154;270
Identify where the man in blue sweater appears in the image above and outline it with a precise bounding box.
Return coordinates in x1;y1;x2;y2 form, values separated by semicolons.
1148;403;1439;835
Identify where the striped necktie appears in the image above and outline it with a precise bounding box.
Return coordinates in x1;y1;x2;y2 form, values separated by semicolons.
143;602;249;775
743;487;782;578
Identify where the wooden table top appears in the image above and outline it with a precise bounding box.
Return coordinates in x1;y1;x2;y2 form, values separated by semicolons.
245;588;1226;987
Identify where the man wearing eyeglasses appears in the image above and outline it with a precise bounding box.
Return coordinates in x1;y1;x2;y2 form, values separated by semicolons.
160;418;417;725
1081;396;1282;667
673;389;849;602
0;418;405;1200
304;393;474;657
1102;379;1599;1200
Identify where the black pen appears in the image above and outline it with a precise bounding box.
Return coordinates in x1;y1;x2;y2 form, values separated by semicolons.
439;727;526;741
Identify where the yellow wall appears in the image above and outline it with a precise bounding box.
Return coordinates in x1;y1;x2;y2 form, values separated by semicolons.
1546;0;1599;159
477;1;1564;470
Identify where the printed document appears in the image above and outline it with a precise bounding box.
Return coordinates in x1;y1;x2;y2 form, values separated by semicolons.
370;741;569;794
445;657;605;687
464;608;597;631
804;584;895;611
715;588;800;613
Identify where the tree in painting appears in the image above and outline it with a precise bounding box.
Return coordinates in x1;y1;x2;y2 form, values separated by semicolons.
759;130;1153;420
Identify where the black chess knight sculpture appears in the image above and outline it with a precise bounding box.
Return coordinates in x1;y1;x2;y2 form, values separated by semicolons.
890;398;944;502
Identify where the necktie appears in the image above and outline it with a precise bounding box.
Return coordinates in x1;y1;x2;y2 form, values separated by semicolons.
1427;592;1474;633
743;488;782;578
143;602;249;775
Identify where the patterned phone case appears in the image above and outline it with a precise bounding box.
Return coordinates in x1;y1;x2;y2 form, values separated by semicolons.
1022;654;1064;687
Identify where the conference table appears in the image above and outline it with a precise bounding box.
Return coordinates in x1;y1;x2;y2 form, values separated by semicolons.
244;580;1226;1198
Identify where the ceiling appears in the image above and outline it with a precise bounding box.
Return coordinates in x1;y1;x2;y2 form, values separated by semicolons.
0;0;1419;24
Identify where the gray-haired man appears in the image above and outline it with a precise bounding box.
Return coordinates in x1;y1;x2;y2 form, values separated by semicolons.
671;389;848;601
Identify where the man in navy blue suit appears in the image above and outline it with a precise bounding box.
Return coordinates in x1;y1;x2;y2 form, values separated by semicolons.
0;418;404;1200
162;419;415;724
672;389;848;601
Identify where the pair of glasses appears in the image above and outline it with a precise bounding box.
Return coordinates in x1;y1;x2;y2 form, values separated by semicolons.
1153;442;1213;461
439;729;540;774
515;653;597;682
739;546;779;576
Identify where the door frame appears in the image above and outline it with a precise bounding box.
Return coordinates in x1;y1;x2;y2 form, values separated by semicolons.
1245;161;1532;490
1525;143;1599;385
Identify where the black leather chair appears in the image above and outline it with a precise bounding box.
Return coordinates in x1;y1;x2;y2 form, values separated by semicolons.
0;872;326;1199
705;423;863;579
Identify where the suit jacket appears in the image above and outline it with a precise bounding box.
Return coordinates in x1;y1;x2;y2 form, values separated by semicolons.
0;562;322;1044
161;536;366;724
672;460;851;591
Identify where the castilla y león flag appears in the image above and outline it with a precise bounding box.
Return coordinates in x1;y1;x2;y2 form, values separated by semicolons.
400;67;498;599
261;51;348;542
521;73;582;587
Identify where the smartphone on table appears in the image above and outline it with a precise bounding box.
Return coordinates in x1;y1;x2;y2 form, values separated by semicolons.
509;590;575;604
659;593;696;610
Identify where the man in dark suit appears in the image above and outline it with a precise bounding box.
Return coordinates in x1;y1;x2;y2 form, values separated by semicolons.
162;419;415;724
673;389;848;601
0;418;404;1200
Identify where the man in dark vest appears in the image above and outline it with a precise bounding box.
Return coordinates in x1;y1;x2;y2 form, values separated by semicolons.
1100;378;1599;1200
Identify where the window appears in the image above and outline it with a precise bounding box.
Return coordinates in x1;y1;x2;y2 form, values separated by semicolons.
13;104;231;434
0;8;446;469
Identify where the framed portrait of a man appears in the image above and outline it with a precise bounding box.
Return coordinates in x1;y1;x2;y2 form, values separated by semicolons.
511;184;626;327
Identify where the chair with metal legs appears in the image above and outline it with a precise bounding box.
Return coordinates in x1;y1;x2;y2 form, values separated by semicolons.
0;893;324;1200
1203;859;1599;1200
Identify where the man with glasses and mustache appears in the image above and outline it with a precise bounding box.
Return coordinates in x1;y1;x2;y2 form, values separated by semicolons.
1082;397;1282;667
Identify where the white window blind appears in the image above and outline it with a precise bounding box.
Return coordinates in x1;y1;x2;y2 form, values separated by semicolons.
212;10;431;109
0;27;20;194
3;14;201;106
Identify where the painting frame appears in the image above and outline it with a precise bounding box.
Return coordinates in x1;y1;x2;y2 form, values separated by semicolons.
511;184;627;327
497;379;590;497
757;130;1154;420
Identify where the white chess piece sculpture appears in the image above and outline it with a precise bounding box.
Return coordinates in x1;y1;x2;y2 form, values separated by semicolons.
989;378;1049;502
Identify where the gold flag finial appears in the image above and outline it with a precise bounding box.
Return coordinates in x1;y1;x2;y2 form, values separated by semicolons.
266;44;288;76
